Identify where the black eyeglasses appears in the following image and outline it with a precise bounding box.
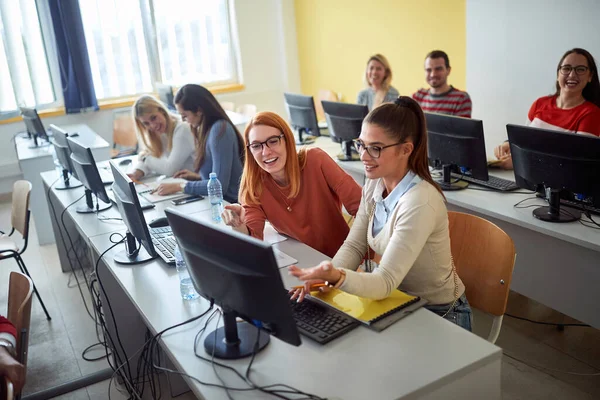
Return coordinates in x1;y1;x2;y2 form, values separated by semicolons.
353;139;404;159
559;65;589;76
247;134;285;153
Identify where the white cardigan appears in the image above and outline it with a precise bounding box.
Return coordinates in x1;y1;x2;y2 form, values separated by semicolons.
332;178;465;305
133;120;195;176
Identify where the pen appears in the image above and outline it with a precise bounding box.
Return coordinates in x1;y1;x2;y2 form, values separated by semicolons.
131;178;150;188
291;283;329;291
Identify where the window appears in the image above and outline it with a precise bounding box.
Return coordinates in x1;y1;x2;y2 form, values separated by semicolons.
0;0;57;114
79;0;239;100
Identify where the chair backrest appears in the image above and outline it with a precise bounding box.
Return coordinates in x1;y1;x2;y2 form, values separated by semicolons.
11;181;31;238
2;376;14;400
447;211;516;316
112;110;139;153
315;89;339;122
220;101;235;112
235;104;257;118
7;272;33;368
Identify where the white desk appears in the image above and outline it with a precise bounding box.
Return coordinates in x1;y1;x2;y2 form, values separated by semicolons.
315;137;600;329
90;218;501;400
16;124;110;245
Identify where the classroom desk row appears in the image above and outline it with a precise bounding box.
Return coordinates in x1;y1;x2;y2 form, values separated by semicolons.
42;163;502;399
310;136;600;330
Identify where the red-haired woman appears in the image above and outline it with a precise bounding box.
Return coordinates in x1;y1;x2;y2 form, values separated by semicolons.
222;111;361;258
289;97;473;331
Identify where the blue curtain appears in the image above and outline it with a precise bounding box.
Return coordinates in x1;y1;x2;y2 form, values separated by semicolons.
48;0;99;113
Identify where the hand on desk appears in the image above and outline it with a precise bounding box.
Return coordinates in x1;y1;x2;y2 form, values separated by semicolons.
493;142;514;170
222;204;249;235
152;182;182;196
0;346;25;394
173;169;200;181
288;262;340;302
127;169;145;181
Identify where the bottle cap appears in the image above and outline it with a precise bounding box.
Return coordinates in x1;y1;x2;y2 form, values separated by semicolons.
209;172;217;179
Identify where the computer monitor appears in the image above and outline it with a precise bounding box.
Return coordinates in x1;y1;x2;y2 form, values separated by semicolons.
284;93;320;145
507;124;600;223
109;161;157;264
67;137;112;214
156;83;175;110
20;107;51;149
49;125;83;190
321;100;368;161
165;208;301;359
425;112;488;190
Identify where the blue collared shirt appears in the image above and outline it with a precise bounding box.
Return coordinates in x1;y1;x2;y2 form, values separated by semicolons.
372;171;421;237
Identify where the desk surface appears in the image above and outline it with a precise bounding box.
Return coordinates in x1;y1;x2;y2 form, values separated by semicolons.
89;219;501;400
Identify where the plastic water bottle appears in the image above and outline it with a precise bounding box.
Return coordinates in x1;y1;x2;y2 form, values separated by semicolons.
174;243;199;300
207;172;224;223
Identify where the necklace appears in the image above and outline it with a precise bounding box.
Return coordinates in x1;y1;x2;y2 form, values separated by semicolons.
272;180;293;212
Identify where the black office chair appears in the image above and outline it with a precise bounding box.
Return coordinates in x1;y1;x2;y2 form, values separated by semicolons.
0;181;51;320
322;101;368;161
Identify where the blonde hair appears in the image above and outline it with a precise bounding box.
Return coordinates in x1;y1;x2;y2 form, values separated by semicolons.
239;112;307;205
132;95;179;158
364;54;393;107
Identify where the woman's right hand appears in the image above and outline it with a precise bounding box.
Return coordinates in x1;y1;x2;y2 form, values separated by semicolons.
222;204;249;235
173;169;201;180
127;169;145;181
493;142;514;170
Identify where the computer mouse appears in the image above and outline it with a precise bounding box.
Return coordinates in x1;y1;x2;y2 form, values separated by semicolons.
119;159;132;166
148;217;169;228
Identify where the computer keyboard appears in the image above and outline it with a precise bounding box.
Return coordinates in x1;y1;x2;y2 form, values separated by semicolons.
452;173;519;192
149;226;176;265
289;297;359;344
559;199;600;217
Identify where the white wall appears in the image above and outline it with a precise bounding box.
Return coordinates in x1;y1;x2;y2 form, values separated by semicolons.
466;0;600;156
0;0;300;193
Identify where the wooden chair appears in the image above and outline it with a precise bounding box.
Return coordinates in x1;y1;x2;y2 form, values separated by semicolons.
111;110;138;158
0;181;50;320
448;211;516;343
235;104;257;118
2;376;14;400
220;101;235;112
315;89;340;123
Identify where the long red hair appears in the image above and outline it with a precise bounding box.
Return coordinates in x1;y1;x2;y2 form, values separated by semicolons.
239;112;307;205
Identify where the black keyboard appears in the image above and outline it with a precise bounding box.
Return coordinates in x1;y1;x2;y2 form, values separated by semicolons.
559;199;600;217
289;298;359;344
452;173;519;191
149;226;176;265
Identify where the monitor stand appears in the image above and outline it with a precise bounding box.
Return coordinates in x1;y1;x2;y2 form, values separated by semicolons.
295;127;316;146
533;188;581;223
204;310;270;359
435;164;468;191
114;232;155;264
76;189;112;214
337;140;360;161
55;170;83;190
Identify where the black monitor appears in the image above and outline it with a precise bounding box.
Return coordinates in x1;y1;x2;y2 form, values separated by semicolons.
165;208;301;359
321;100;367;161
507;124;600;222
20;107;51;148
156;83;175;110
67;137;112;214
109;161;157;264
49;125;83;190
284;93;320;145
425;112;488;190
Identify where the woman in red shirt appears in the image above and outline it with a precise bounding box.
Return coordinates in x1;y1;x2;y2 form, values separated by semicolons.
495;48;600;169
222;111;362;258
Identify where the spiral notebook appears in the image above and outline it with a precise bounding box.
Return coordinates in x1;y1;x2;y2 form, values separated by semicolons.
311;289;426;331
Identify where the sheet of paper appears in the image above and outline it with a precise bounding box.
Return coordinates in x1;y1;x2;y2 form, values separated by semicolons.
263;222;287;244
273;249;297;268
136;177;188;203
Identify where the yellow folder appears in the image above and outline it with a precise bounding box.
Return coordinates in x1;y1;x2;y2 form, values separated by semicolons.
312;288;420;325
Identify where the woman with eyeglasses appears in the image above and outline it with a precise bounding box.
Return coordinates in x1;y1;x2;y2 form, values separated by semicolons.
289;97;472;331
494;48;600;169
151;84;244;202
222;111;362;258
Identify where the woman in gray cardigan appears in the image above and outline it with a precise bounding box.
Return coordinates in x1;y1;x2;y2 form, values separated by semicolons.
356;54;399;111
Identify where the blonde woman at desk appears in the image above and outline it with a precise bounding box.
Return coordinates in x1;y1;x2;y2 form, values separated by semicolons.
128;95;195;180
222;111;362;258
356;54;399;111
494;48;600;169
289;97;472;331
151;84;244;202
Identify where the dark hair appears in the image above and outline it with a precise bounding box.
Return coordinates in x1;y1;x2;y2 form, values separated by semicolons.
363;96;444;197
425;50;450;69
174;84;245;171
553;48;600;108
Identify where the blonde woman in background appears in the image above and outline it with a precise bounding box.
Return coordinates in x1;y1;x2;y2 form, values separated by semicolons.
128;95;195;180
357;54;399;111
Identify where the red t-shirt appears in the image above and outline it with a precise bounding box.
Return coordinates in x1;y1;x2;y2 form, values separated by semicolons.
528;95;600;137
0;316;16;339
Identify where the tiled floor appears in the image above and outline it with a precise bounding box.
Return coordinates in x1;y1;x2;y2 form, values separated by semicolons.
0;199;598;399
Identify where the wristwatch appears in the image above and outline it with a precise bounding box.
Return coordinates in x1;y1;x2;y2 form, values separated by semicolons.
0;338;16;358
179;182;186;192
